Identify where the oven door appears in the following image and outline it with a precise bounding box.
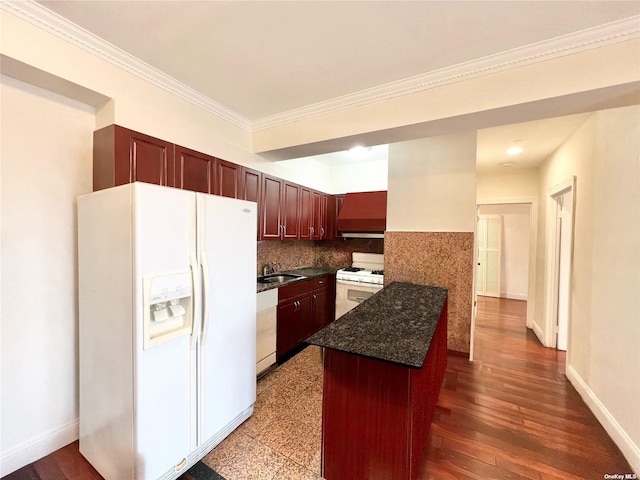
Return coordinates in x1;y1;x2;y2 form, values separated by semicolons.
335;279;383;320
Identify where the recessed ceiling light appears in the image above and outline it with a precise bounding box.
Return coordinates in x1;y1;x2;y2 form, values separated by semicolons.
507;139;524;156
499;162;513;167
507;146;523;155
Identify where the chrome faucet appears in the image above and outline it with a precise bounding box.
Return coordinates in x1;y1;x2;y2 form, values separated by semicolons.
262;262;281;276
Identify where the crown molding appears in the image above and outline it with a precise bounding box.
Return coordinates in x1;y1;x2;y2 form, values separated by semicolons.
4;1;639;134
1;0;253;131
251;15;640;131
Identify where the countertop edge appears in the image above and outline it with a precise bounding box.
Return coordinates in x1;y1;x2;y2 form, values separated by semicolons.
307;282;447;369
256;267;337;293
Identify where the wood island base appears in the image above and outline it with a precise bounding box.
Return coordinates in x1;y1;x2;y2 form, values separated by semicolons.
320;302;447;480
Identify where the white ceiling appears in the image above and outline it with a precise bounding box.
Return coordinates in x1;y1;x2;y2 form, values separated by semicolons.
476;112;593;172
33;1;640;169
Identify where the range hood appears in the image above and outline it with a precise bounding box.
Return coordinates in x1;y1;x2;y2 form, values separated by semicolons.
337;191;387;239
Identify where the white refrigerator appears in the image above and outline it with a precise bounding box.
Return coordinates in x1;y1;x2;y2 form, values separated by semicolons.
78;182;257;480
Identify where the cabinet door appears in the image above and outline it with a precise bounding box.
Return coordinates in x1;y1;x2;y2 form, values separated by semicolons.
319;193;329;240
312;287;332;332
277;296;312;360
241;167;262;203
125;129;174;187
312;275;336;332
311;190;322;240
299;187;313;240
261;174;283;239
215;159;241;198
241;167;262;239
333;194;345;238
93;125;174;190
282;182;301;239
175;145;214;193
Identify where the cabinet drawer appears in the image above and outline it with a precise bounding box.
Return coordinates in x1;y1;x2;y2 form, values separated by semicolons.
278;274;334;302
278;278;314;302
309;275;333;290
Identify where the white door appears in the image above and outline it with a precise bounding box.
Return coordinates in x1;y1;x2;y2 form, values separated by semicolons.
477;215;502;297
134;183;193;479
197;193;257;444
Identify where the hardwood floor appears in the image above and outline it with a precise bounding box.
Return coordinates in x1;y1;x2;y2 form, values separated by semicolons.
3;297;632;479
1;441;102;480
418;296;633;479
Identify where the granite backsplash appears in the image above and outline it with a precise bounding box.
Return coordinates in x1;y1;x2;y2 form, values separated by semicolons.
257;238;384;275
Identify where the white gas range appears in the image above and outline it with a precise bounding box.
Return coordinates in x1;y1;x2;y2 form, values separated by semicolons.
335;253;384;319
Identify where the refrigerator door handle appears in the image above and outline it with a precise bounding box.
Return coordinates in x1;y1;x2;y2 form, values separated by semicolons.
190;253;200;349
200;250;211;346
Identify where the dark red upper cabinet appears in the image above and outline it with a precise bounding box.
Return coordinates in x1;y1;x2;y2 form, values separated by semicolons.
299;187;313;240
310;190;323;240
93;125;174;191
240;167;262;239
282;182;301;239
260;175;304;240
320;193;329;240
215;159;241;198
241;167;262;204
261;174;284;239
332;194;345;239
174;145;215;194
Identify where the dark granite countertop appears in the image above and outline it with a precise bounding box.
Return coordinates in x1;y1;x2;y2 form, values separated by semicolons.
257;267;337;293
306;282;447;368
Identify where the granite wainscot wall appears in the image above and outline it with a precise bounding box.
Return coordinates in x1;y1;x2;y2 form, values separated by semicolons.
384;231;474;354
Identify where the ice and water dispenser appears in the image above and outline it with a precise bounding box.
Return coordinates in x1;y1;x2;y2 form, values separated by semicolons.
143;271;193;349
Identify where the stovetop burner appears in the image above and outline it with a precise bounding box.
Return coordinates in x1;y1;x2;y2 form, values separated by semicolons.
342;267;364;272
371;270;384;275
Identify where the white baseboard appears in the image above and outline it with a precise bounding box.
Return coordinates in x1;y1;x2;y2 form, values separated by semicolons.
566;365;639;474
0;419;79;476
531;321;545;346
501;292;528;301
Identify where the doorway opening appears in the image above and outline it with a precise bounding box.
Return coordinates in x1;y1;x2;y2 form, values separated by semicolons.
471;200;537;361
545;177;576;353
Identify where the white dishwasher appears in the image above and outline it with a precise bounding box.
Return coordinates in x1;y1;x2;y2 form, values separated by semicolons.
256;289;278;376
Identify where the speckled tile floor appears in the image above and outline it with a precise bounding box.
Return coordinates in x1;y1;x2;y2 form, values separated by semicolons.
202;346;324;480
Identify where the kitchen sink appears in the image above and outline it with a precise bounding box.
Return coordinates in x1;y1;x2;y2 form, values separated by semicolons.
257;273;307;284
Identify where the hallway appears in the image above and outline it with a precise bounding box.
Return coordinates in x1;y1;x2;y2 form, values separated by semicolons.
419;296;632;479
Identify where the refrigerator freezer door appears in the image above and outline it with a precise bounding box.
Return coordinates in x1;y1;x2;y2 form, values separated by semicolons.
79;183;197;480
197;193;257;445
133;183;194;479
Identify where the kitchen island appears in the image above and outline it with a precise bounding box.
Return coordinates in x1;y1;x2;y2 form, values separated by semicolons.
307;282;448;480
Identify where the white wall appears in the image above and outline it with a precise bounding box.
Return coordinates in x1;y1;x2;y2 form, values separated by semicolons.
387;132;477;232
329;159;388;194
478;204;530;300
536;105;640;472
271;156;388;194
477;168;539;202
1;76;94;475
